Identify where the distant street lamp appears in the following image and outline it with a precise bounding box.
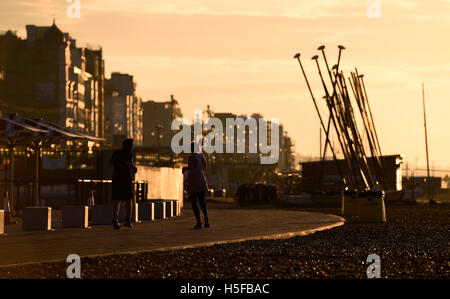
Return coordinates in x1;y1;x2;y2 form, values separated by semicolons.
155;125;163;163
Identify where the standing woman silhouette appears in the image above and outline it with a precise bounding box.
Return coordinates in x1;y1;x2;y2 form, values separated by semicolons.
184;141;209;229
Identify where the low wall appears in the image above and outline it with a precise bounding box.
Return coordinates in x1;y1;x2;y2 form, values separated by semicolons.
135;166;184;209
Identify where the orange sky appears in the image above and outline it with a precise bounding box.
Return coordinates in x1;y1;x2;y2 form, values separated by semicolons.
1;0;450;172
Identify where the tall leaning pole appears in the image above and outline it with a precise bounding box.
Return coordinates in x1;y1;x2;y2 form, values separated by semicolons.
422;83;434;203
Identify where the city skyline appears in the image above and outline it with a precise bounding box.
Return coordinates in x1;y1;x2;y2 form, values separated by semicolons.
1;0;450;171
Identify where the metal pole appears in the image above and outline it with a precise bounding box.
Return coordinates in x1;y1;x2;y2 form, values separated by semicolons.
422;83;432;202
317;116;332;190
422;83;430;180
360;75;383;158
8;141;14;212
293;53;338;157
319;127;322;159
335;71;371;190
336;45;346;73
354;71;386;189
317;46;347;188
68;149;71;205
34;144;40;206
294;52;348;188
313;56;357;187
348;72;379;183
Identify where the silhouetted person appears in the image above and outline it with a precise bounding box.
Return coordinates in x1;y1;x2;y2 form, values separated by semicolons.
110;138;137;229
183;141;209;229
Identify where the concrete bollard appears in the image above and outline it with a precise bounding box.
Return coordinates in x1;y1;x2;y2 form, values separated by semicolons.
168;200;180;216
0;210;4;235
23;207;52;231
153;201;166;219
165;201;173;218
357;191;386;222
138;202;154;221
62;206;89;228
342;190;358;216
171;200;179;216
177;200;181;215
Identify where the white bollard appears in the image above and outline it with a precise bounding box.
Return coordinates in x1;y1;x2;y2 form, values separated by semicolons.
62;206;89;228
118;203;139;223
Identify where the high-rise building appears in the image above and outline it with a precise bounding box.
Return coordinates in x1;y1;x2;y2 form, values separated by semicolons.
0;22;105;138
104;72;143;147
141;95;182;148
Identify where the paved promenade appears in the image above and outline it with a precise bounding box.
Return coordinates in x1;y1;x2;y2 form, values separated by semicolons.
0;202;344;267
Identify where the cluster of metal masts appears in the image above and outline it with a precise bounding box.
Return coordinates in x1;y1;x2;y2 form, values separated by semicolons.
294;45;387;192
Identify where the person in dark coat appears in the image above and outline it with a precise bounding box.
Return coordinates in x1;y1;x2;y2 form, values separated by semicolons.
183;141;209;229
110;138;137;229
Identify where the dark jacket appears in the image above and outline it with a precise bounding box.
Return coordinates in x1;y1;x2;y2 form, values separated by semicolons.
110;148;137;201
185;153;208;194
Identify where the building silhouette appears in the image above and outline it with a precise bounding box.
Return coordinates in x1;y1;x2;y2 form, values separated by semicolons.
142;94;182;148
105;72;143;147
300;155;403;193
0;22;105;138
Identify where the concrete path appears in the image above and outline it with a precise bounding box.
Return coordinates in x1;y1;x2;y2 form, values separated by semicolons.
0;202;344;267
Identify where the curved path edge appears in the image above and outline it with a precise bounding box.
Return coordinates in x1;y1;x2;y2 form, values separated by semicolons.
0;218;345;269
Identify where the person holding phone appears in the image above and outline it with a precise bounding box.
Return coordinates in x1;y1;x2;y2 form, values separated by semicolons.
184;141;209;229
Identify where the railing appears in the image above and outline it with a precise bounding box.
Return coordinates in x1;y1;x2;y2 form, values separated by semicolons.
0;180;37;215
75;179;148;205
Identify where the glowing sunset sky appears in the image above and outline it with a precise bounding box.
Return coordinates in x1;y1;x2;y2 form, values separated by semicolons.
1;0;450;172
